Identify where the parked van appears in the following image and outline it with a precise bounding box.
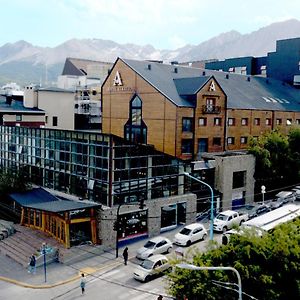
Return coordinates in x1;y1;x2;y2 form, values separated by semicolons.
275;191;296;204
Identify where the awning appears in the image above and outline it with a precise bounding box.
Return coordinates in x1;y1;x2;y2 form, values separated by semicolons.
10;187;101;213
192;160;215;170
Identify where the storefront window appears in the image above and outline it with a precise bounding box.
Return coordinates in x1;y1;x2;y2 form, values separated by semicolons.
118;210;148;239
161;202;186;230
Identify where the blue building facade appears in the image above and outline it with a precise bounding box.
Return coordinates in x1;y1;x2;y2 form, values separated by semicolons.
205;37;300;85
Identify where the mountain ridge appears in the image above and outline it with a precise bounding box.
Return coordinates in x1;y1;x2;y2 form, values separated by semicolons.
0;19;300;86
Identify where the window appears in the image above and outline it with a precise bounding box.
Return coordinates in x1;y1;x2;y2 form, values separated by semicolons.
233;171;246;189
286;119;292;126
182;118;193;132
124;95;147;144
206;98;215;112
261;65;267;76
276;118;282;125
52;116;58;126
228;118;235;126
45;116;48;124
240;136;248;144
213;137;221;146
241;118;248;126
214;118;222;126
198;118;207;126
266;118;271;126
298;61;300;71
254;118;260;126
16;115;22;122
181;139;193;154
296;119;300;125
227;137;235;145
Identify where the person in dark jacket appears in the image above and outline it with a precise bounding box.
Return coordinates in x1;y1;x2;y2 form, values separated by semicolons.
122;247;129;265
28;254;36;274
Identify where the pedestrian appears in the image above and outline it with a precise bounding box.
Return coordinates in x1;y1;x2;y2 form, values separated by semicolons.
28;254;36;274
157;295;163;300
122;246;128;265
80;273;86;295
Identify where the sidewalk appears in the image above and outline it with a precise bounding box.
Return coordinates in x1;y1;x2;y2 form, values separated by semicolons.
0;246;127;288
0;224;189;289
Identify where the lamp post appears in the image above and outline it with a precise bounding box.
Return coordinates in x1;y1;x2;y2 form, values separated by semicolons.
261;185;266;204
177;263;242;300
42;242;47;283
115;202;123;258
183;172;214;240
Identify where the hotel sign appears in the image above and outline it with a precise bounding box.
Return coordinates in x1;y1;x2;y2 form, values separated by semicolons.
107;70;133;92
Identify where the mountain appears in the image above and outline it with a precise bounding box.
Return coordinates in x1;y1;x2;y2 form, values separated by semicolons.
1;19;300;86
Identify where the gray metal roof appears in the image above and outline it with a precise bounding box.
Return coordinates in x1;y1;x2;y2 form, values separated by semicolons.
10;187;101;213
121;58;300;111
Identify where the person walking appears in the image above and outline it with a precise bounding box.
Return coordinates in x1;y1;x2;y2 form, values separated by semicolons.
122;247;128;265
157;295;163;300
28;254;36;274
80;273;86;295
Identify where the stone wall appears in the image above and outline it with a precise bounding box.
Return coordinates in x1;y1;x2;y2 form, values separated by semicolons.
98;193;197;248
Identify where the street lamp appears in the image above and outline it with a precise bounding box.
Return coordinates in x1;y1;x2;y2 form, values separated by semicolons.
42;242;47;283
183;172;214;240
176;263;242;300
261;185;266;204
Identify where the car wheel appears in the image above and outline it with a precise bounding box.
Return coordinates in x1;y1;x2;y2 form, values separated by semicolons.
144;275;150;283
239;220;244;226
202;233;207;240
167;247;172;253
186;240;191;247
222;226;227;233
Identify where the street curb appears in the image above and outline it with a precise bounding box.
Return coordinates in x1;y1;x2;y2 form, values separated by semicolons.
0;258;126;289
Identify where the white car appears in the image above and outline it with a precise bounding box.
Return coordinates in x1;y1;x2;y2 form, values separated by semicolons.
136;236;173;260
173;223;207;246
133;254;170;282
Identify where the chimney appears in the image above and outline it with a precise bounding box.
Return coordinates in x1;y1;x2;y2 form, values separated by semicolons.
147;64;151;70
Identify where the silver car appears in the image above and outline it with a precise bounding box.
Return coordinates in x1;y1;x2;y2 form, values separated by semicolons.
136;236;173;260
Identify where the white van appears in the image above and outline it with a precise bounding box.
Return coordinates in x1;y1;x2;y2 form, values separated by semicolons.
275;191;296;204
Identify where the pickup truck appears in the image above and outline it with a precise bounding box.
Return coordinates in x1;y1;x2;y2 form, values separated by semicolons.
213;210;249;233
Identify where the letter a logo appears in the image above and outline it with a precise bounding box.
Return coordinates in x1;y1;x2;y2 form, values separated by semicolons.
113;71;123;86
209;81;216;92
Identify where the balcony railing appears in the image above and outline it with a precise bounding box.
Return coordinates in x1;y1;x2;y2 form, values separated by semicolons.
202;105;221;114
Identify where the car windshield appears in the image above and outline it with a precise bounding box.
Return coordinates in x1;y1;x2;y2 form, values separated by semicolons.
179;228;191;235
143;241;156;249
140;259;154;270
216;214;227;221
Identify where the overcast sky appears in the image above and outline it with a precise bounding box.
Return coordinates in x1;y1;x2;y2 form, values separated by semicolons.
1;0;300;49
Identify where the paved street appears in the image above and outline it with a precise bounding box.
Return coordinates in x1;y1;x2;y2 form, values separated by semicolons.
0;222;223;300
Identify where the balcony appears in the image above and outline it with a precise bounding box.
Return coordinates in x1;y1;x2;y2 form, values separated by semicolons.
202;105;221;114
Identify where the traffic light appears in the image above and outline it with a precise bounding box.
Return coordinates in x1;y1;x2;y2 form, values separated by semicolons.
139;199;145;209
113;220;118;231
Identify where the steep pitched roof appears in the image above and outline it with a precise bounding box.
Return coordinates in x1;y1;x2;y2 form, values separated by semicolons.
121;58;300;111
62;57;111;76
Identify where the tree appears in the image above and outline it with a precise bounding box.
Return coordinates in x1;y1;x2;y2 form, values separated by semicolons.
167;218;300;300
248;129;300;194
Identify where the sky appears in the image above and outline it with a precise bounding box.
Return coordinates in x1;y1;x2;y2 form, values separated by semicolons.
1;0;300;50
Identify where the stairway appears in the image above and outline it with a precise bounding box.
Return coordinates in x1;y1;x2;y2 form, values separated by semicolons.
0;224;60;267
